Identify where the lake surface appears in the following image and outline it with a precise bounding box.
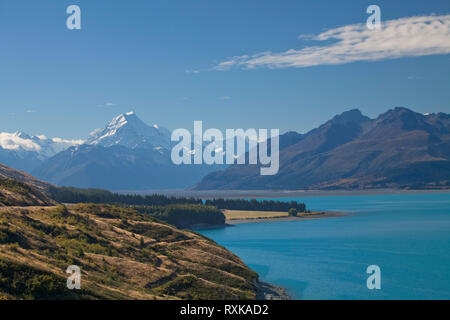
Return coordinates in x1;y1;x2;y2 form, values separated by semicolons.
200;193;450;299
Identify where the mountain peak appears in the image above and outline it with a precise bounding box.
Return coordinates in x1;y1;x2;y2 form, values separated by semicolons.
329;109;370;125
14;131;32;139
110;111;139;125
87;112;171;149
378;107;416;119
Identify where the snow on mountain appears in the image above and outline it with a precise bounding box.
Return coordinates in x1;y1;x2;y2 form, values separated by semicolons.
86;112;171;149
0;132;41;152
0;131;84;159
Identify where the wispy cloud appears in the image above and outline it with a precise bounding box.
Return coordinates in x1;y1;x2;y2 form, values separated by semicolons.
185;69;200;74
219;95;231;100
50;137;84;145
214;14;450;70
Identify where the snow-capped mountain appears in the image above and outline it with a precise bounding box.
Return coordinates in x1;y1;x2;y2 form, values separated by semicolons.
87;112;171;150
4;112;228;190
0;131;84;171
0;131;84;159
31;112;227;190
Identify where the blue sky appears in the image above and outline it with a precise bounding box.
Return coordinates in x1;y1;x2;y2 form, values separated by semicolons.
0;0;449;139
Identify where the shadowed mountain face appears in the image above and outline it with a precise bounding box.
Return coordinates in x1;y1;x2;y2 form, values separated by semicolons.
193;108;450;190
32;144;221;190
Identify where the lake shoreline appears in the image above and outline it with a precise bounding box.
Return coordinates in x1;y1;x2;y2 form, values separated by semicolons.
255;280;291;300
193;211;345;230
227;211;345;224
118;188;450;199
199;193;450;299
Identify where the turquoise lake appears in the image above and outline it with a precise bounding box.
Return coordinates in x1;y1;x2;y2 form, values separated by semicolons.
200;193;450;300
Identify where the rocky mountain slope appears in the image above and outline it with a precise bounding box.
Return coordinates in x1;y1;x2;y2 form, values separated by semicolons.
193;107;450;190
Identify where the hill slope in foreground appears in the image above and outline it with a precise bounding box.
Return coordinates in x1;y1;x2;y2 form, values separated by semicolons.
0;163;53;193
0;178;56;207
0;203;260;299
0;163;56;207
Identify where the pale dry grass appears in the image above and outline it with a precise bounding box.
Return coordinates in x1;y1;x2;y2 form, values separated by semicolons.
224;210;289;220
223;209;332;221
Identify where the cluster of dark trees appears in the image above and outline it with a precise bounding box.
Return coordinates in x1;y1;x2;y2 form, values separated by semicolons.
134;204;225;229
49;187;307;213
47;187;307;229
48;187;202;206
204;198;306;212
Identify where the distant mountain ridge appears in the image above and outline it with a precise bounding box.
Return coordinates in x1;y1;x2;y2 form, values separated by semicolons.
3;107;449;191
0;112;171;174
193;107;450;190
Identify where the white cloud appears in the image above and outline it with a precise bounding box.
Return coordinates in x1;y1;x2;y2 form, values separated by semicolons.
51;137;84;145
185;69;200;74
220;95;231;100
214;14;450;70
0;132;41;152
0;132;84;155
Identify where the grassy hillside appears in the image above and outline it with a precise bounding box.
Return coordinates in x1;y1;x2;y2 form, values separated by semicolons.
0;178;56;207
0;203;258;300
0;163;53;193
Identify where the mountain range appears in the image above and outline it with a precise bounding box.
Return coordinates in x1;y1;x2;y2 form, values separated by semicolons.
30;112;224;190
1;107;449;191
193;107;450;190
